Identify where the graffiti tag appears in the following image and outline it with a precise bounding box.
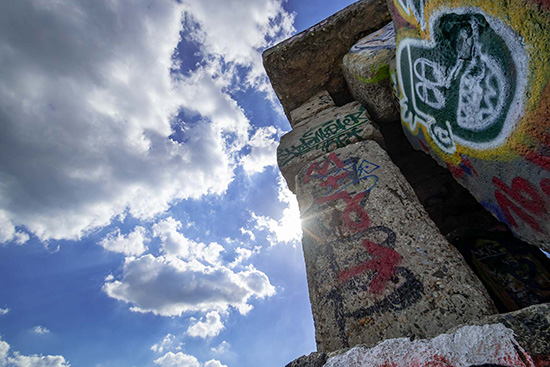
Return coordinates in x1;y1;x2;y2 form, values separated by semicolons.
397;10;527;153
278;106;370;167
303;152;423;347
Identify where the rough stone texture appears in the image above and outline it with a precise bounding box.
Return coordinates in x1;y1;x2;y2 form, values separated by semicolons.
342;22;400;123
390;0;550;251
285;304;550;367
262;0;391;124
295;140;496;353
285;352;327;367
451;303;550;364
278;102;385;193
290;91;335;127
324;324;536;367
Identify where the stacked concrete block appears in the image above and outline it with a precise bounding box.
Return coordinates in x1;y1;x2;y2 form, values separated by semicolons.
290;91;336;128
389;0;550;251
296;140;495;352
278;100;385;193
342;22;400;123
263;0;392;120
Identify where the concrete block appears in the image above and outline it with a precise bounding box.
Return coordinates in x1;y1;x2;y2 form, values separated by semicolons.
324;324;536;367
390;0;550;251
278;102;384;193
342;22;400;123
295;140;496;352
290;91;335;127
263;0;391;123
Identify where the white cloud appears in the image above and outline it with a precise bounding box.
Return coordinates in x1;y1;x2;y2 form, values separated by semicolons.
204;360;228;367
241;126;280;175
153;352;227;367
0;338;69;367
181;0;295;90
0;340;8;361
251;175;302;245
152;218;223;265
103;254;275;317
211;341;231;355
0;210;29;245
0;0;295;244
154;352;199;367
32;326;50;335
98;226;148;256
0;307;9;315
150;334;176;354
187;311;225;339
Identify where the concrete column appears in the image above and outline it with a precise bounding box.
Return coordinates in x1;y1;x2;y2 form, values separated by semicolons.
295;140;496;352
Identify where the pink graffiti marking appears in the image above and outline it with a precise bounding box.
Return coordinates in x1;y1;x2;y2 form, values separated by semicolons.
337;238;402;294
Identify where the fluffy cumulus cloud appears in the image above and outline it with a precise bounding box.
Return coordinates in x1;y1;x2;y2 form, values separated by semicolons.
152;218;223;264
103;254;275;316
0;0;295;244
154;352;200;367
103;217;275;317
0;338;69;367
151;334;177;354
187;311;225;339
154;353;226;367
204;360;228;367
241;126;281;175
180;0;295;91
98;226;149;256
0;308;9;316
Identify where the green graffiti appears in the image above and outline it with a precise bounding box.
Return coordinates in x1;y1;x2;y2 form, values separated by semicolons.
278;107;369;167
355;63;391;84
397;10;527;153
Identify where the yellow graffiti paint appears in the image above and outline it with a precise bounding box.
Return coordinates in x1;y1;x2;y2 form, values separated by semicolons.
393;0;550;161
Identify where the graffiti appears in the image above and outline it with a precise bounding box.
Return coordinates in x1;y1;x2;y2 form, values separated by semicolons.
457;232;550;311
304;152;380;196
303;152;423;347
493;176;549;233
395;0;427;29
337;226;403;294
278;106;370;167
447;154;478;179
397;9;527;153
351;22;395;53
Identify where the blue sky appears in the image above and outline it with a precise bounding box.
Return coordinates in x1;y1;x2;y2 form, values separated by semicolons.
0;1;357;366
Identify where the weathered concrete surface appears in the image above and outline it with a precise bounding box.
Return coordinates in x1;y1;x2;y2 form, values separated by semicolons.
390;0;550;251
342;22;400;123
324;324;536;367
285;352;327;367
290;91;335;127
278;102;384;193
285;304;550;366
295;140;496;352
451;303;550;365
262;0;391;124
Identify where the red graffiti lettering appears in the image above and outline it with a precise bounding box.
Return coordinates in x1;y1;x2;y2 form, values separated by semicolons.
493;177;546;215
526;151;550;171
338;238;402;294
303;152;345;184
316;191;370;232
493;178;543;232
540;178;550;197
